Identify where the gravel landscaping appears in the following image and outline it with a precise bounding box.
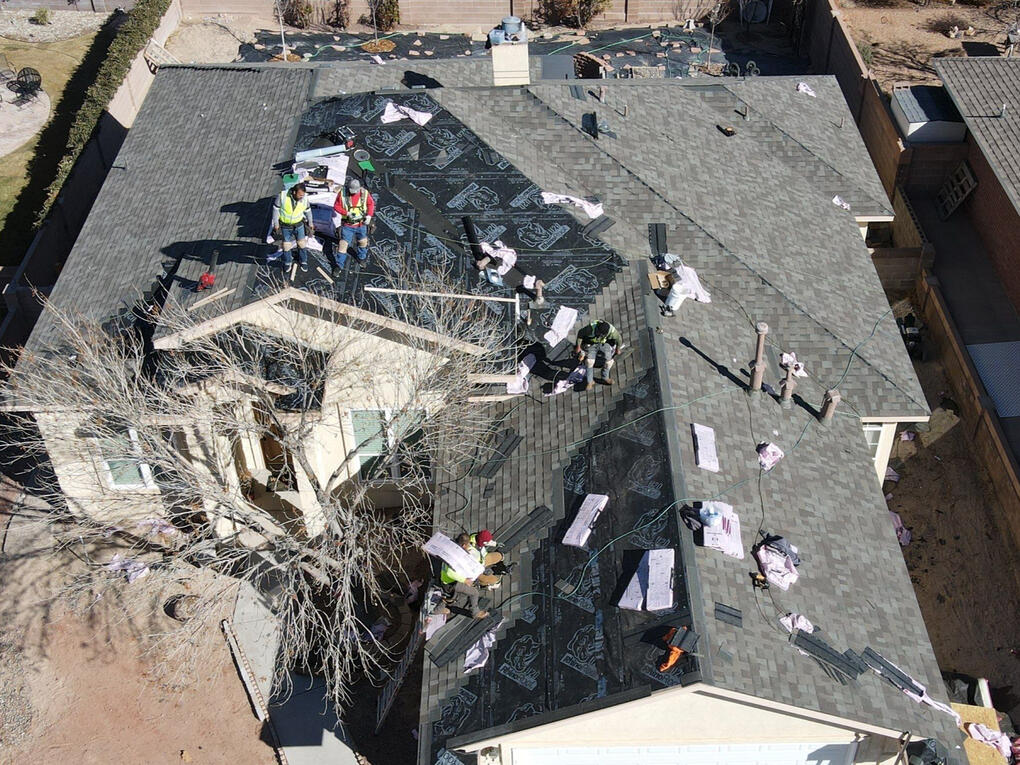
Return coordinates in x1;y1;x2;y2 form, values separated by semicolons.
0;9;110;43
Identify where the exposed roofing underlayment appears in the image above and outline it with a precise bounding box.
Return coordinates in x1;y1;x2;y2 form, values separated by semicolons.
18;59;960;765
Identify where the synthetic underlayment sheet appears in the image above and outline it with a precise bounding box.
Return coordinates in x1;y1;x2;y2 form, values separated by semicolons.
262;92;625;356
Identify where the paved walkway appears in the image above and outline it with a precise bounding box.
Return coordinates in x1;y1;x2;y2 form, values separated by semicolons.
0;83;49;158
913;192;1020;461
231;581;361;765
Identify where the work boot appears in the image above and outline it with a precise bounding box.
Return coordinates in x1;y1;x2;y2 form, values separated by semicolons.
474;610;490;620
602;375;614;386
300;262;308;273
586;381;595;391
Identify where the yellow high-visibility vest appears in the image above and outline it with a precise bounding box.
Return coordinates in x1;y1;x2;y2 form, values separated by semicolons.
278;190;309;225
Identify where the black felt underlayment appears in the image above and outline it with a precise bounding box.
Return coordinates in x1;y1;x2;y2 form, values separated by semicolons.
428;369;697;761
238;27;809;78
260;91;624;350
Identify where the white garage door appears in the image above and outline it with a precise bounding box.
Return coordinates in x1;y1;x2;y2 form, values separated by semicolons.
510;742;857;765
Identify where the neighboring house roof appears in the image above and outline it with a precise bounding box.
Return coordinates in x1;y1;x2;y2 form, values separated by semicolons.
14;59;955;763
935;57;1020;213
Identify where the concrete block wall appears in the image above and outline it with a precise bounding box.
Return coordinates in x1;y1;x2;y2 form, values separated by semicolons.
857;81;904;198
900;142;968;194
301;0;683;29
962;135;1020;315
871;247;926;294
917;273;1020;578
179;0;273;16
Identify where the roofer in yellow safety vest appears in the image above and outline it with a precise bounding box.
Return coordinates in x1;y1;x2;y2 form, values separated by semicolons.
331;177;375;272
439;533;490;620
575;319;624;391
271;182;314;276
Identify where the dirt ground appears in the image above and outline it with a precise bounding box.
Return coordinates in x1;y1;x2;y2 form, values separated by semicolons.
838;0;1014;91
165;18;259;64
887;358;1020;725
0;509;274;765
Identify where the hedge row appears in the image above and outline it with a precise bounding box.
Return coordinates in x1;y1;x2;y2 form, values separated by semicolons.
36;0;172;226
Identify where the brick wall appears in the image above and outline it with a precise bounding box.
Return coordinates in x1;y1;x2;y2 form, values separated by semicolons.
962;135;1020;314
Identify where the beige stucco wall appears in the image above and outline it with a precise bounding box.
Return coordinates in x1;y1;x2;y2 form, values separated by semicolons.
459;687;906;764
35;411;165;526
107;0;184;129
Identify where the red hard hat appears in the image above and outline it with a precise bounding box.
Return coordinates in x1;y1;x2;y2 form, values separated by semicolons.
477;529;493;545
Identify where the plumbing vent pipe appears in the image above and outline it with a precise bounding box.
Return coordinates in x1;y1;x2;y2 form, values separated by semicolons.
749;322;769;394
819;389;841;424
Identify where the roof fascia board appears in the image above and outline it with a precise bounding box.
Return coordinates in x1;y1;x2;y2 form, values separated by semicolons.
691;686;912;740
153;291;291;349
855;215;895;223
859;414;931;424
285;290;489;356
154;288;488;356
446;686;656;752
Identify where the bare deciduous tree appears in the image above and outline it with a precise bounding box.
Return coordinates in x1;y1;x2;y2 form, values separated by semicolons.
0;269;516;711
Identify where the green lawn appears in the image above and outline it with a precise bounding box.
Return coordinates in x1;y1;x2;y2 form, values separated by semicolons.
0;32;101;266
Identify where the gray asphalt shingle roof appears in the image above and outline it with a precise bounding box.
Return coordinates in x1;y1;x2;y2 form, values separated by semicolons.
935;57;1020;214
417;74;957;763
23;66;313;355
14;59;957;763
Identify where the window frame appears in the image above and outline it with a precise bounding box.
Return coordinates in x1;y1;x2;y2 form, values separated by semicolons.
98;427;156;490
350;408;427;482
861;422;883;462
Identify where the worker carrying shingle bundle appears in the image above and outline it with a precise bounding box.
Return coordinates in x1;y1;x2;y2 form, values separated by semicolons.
439;533;491;620
575;319;624;391
331;178;375;271
271;183;314;275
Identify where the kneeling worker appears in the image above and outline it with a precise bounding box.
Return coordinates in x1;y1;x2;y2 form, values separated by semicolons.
332;178;375;271
575;319;624;391
440;533;490;620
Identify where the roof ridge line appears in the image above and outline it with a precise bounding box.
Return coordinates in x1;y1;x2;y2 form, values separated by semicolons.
519;88;924;413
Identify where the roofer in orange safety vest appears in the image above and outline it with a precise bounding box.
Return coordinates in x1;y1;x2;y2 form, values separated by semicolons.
331;177;375;271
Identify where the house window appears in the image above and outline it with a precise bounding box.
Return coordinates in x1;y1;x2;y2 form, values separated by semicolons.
862;423;883;462
351;409;428;481
99;428;155;489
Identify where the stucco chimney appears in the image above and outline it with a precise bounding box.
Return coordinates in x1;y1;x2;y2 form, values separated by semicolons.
490;17;530;87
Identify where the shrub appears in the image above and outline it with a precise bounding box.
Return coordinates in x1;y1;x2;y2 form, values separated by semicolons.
537;0;613;27
30;8;52;24
361;0;399;31
282;0;313;28
36;0;171;226
857;40;875;67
